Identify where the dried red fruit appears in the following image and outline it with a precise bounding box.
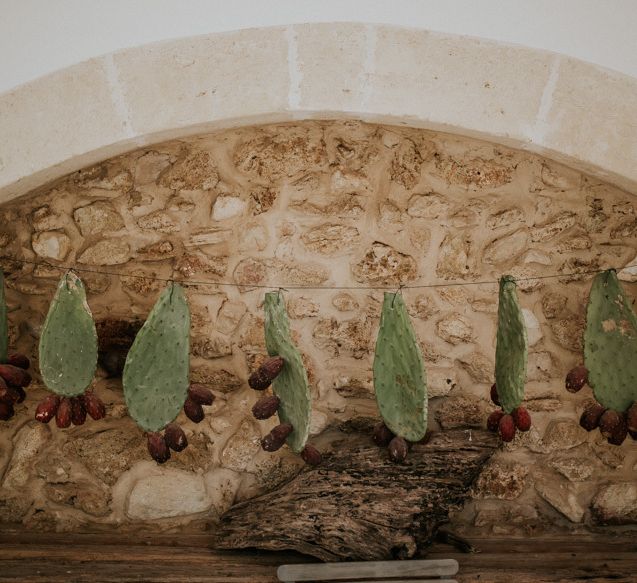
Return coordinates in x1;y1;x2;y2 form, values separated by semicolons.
599;410;628;446
70;397;87;426
512;407;531;432
184;397;204;423
300;444;322;466
35;395;60;423
490;384;500;406
164;423;188;452
498;414;516;442
626;402;637;433
187;384;215;406
487;410;505;432
55;398;72;428
372;422;395;447
629;429;637;441
147;432;171;464
0;364;31;388
565;366;588;393
7;353;30;370
261;423;293;452
252;395;281;420
388;436;409;462
579;403;606;431
81;391;106;421
0;383;17;405
248;356;285;390
0;400;14;421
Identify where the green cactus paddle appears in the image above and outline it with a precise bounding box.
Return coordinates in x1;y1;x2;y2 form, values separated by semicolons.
264;292;311;453
373;292;427;442
123;283;190;432
584;269;637;412
494;276;528;414
39;272;98;397
0;269;7;364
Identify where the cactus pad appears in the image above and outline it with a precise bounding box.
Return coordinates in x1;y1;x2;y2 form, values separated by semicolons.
39;272;98;397
373;292;427;442
264;292;311;453
584;270;637;412
0;269;7;363
123;283;190;432
495;276;528;414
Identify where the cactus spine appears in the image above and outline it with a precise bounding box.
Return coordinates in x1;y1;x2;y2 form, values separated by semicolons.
39;272;98;397
263;292;311;453
0;269;7;363
495;276;528;414
584;269;637;412
123;283;190;432
373;292;427;442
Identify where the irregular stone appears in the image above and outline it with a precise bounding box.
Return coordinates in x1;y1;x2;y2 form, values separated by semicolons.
591;483;637;525
136;240;177;262
31;231;71;261
409;294;436;320
301;224;360;255
541;291;568;319
435;395;490;429
290;192;366;219
591;435;625;469
549;450;595;482
390;139;425;188
436;313;473;345
0;495;31;523
78;239;130;265
74;162;133;194
541;420;587;452
191;335;232;359
549;316;584;352
332;293;359;312
73;201;124;235
483;229;529;264
407;193;450;219
556;234;592;252
473;459;529;500
436;234;475;280
540;163;579;190
437;287;471;306
428;367;459;397
175;253;228;279
522;309;542;346
486;208;525;230
3;422;50;490
215;300;247;335
159;149;219;190
527;351;555;382
249;186;277;215
190;366;242;393
287;297;319;319
457;351;493;384
212;196;247;221
352;243;416;285
44;478;111;517
611;218;637;239
535;478;585;523
167;195;196;213
313;317;372;359
221;420;261;473
618;255;637;282
522;249;552;265
435;156;513;188
530;212;577;242
32;205;65;231
137;210;180;233
121;269;162;296
187;229;232;247
134;151;171;184
233;258;328;288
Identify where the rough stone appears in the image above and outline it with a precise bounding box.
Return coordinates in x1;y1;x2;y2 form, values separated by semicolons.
73;201;124;235
287;297;319;319
159;149;219;190
301;224;360;255
486;208;525;230
78;239;130;265
483;229;529;264
175;253;228;279
136;240;177;262
221;420;261;473
535;478;585;523
435;156;513;189
473;459;529;500
428;367;459;397
233;258;328;288
530;212;577;242
44;478;111;517
192;335;232;359
549;316;584;352
407;193;450;219
541;291;568;319
436;313;474;345
121;269;162;296
541;420;587;452
549;450;596;482
522;309;542;346
313;317;372;359
390;139;426;188
457;351;493;384
190;366;242;393
436;234;475;280
332;293;359;312
213;196;247;221
591;483;637;525
352;243;417;285
3;423;50;490
435;395;490;429
137;210;180;233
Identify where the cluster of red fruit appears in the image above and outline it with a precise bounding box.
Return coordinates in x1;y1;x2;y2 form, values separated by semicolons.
566;366;637;446
248;356;321;465
147;384;215;464
35;390;105;427
0;354;32;420
486;384;532;442
372;422;413;462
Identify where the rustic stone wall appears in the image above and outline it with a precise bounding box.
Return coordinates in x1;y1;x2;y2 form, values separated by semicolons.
0;120;636;535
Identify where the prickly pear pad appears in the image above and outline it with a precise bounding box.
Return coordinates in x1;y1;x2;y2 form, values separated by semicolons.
123;283;190;432
0;269;7;363
495;276;528;414
264;292;311;453
39;272;98;397
585;270;637;412
373;292;427;442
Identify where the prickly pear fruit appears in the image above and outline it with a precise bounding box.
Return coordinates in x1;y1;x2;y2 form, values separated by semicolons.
0;383;17;404
35;395;60;423
580;403;606;431
487;410;505;432
388;436;409;462
372;422;395;447
498;414;516;442
70;397;87;426
512;407;531;431
187;384;215;406
0;364;31;388
607;421;628;446
164;423;188;452
626;403;637;433
261;423;293;452
147;432;170;464
183;397;204;423
300;444;322;466
248;356;285;390
629;429;637;441
490;384;500;406
82;392;106;421
55;398;72;428
7;353;29;370
599;410;623;439
0;401;14;421
252;395;280;420
565;366;588;393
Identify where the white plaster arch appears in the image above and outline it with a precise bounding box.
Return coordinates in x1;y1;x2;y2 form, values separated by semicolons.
1;23;636;204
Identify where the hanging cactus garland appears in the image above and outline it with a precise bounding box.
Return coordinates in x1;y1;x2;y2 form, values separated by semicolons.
35;272;101;427
372;292;428;462
247;292;319;464
487;276;531;443
565;270;637;445
0;269;32;421
123;283;214;463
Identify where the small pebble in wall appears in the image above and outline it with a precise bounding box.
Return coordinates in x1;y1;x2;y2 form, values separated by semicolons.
566;269;637;445
0;269;32;421
35;272;104;427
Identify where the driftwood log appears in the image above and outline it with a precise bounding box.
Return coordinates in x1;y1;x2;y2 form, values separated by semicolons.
214;428;498;561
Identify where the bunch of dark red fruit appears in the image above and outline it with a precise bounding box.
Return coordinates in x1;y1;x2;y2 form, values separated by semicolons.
146;384;215;464
0;354;32;421
248;356;322;465
486;384;532;442
35;390;106;427
371;422;415;462
566;365;637;446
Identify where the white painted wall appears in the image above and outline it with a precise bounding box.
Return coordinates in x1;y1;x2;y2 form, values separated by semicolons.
1;0;637;94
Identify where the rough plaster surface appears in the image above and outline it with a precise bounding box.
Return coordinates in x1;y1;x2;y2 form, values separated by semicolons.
0;120;636;536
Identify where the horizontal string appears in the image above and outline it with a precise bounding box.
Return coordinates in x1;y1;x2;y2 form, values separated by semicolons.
0;254;635;292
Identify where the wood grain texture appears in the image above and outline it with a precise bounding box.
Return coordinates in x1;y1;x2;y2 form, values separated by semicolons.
214;429;498;561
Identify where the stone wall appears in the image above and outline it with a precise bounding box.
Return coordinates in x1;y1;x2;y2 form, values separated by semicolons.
0;120;636;535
